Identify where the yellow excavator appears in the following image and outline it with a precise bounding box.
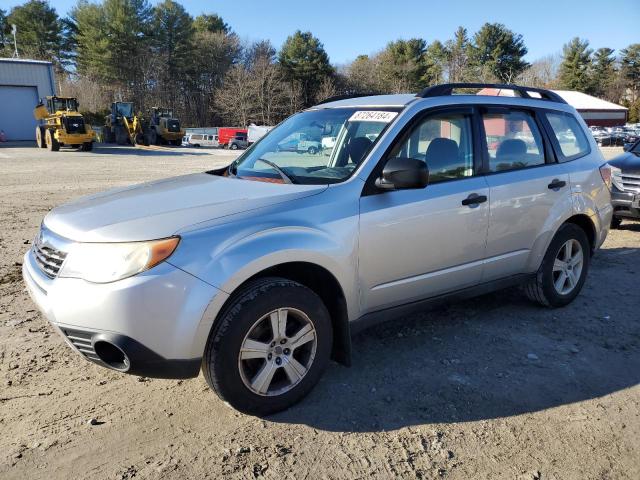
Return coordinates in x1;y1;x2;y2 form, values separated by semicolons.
33;96;95;151
102;102;149;146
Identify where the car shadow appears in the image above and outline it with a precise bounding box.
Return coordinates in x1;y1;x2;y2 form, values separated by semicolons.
618;221;640;232
271;247;640;432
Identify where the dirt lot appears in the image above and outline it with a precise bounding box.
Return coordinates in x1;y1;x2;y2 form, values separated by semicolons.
1;143;639;480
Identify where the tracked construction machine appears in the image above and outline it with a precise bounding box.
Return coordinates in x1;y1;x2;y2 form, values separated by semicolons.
33;96;95;151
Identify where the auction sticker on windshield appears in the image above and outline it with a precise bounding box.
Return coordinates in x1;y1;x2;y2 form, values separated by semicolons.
349;111;398;123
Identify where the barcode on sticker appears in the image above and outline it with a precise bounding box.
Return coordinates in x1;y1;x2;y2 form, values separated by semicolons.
348;111;398;123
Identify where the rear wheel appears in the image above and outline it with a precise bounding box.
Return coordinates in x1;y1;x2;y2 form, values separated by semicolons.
81;142;93;151
308;146;318;155
149;129;158;145
202;277;332;416
524;223;590;307
115;126;128;145
45;129;60;151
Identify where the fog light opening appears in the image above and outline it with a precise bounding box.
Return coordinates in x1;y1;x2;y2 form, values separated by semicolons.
94;341;130;371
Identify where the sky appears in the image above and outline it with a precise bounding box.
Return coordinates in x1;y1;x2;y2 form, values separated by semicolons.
4;0;640;65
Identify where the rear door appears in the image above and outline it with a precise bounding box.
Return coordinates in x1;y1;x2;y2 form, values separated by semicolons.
480;107;571;280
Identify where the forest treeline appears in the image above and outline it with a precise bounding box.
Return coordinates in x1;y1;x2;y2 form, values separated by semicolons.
1;0;639;126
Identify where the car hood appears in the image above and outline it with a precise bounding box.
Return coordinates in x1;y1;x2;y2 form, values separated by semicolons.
609;151;640;174
44;173;327;242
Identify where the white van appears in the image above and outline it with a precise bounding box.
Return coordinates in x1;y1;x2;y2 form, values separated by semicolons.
187;133;219;147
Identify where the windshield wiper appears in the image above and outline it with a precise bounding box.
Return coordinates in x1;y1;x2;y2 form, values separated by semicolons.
255;158;297;184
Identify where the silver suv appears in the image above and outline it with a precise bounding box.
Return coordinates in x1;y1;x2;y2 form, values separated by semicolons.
23;83;614;415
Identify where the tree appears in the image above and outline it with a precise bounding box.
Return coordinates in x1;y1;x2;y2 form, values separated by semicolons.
0;9;9;55
620;43;640;101
378;38;428;92
591;47;617;99
517;54;560;88
445;26;472;82
278;30;333;107
558;37;593;93
424;40;447;85
193;13;228;34
151;0;194;110
345;54;382;93
469;23;529;83
7;1;63;62
72;0;153;100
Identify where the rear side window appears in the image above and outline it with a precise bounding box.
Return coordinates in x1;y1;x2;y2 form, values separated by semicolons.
482;110;545;173
545;112;590;161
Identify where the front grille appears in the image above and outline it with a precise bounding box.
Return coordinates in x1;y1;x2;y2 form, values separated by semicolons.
32;240;67;279
64;116;86;134
621;173;640;194
61;328;100;362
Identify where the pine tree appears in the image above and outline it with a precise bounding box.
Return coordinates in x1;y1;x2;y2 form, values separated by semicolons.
591;47;617;99
558;37;594;93
278;30;333;107
7;0;63;62
469;23;529;83
620;43;640;101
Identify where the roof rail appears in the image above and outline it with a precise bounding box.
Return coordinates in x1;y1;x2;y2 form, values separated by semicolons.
417;83;567;104
316;92;381;105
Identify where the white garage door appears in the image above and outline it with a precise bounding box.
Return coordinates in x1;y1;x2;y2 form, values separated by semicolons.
0;85;39;141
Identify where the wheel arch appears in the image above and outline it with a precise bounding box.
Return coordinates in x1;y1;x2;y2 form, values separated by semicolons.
213;261;352;366
564;213;597;254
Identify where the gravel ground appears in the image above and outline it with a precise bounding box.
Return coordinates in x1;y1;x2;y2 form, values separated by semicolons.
0;143;638;480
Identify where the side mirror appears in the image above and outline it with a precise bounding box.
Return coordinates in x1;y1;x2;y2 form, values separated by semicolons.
375;157;429;190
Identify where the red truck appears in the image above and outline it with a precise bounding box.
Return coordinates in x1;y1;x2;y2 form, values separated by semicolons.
217;127;247;148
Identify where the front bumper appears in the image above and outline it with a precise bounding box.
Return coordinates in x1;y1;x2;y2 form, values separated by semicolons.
611;189;640;220
56;131;94;144
22;247;226;378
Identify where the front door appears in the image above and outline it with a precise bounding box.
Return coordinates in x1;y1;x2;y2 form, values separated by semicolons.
359;108;490;314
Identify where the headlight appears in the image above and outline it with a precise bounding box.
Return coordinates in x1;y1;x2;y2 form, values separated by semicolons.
59;237;180;283
611;166;624;191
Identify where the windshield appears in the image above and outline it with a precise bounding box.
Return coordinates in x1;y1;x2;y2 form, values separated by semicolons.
228;108;399;184
116;103;134;118
51;97;78;112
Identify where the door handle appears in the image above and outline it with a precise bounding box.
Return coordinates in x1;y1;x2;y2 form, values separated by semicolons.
461;193;488;206
548;179;566;190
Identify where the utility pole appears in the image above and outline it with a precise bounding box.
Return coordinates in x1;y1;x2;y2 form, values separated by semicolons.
11;24;19;58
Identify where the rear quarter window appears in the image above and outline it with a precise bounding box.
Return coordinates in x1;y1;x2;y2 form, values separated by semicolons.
545;112;591;161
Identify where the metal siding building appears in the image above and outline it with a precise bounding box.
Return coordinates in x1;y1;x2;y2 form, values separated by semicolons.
0;58;56;140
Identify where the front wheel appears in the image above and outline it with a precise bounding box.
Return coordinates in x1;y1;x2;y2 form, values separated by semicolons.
524;223;590;307
230;143;238;150
202;277;332;416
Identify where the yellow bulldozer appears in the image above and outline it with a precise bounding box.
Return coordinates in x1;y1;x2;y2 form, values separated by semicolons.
148;107;185;146
33;96;95;151
102;102;149;146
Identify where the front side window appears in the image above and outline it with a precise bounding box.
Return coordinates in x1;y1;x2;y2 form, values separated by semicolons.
545;112;590;160
229;108;398;184
388;112;475;183
482;110;545;172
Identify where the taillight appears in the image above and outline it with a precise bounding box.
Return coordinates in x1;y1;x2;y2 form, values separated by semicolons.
599;163;612;190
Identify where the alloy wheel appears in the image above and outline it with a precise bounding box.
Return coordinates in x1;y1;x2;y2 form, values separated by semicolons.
238;307;317;397
552;239;584;295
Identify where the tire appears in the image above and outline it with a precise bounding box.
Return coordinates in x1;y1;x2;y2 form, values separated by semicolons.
610;217;622;229
230;143;238;150
81;142;93;151
149;129;158;145
171;139;181;146
524;223;590;308
45;129;60;151
202;277;333;416
308;146;317;155
35;126;46;148
115;126;128;145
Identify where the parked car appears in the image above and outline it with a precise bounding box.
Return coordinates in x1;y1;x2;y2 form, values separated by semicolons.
608;139;640;228
228;132;249;150
22;83;613;416
276;132;322;154
187;133;218;148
